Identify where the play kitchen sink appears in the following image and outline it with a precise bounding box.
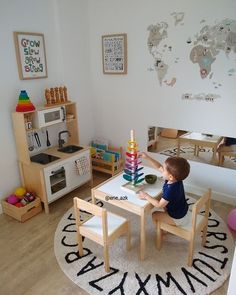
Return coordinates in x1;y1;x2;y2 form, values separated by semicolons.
57;145;84;153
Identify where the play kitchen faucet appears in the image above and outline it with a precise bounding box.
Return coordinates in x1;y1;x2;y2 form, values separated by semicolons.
58;130;71;148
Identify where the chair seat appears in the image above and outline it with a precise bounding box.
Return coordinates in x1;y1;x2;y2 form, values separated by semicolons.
81;212;127;236
178;213;205;231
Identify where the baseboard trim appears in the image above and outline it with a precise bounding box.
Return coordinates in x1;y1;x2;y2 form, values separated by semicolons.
185;184;236;206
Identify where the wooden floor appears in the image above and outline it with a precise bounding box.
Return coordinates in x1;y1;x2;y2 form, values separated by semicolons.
0;172;235;295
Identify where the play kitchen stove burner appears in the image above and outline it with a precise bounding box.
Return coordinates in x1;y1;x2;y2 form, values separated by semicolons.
30;153;60;165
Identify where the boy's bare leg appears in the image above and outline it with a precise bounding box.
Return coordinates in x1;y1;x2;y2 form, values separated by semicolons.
152;211;176;225
152;211;176;237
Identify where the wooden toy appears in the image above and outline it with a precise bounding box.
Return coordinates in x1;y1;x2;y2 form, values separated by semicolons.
121;130;145;193
15;90;36;112
50;87;56;104
63;86;68;102
44;86;70;106
55;87;60;103
45;89;51;105
59;87;64;102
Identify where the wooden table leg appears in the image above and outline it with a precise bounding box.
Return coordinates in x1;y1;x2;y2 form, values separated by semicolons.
140;209;146;260
212;147;217;163
91;189;96;204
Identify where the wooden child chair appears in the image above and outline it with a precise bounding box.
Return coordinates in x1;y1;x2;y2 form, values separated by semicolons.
219;151;236;166
156;188;211;267
73;197;131;272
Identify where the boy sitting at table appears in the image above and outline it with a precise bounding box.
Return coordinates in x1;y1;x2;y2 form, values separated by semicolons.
139;153;190;227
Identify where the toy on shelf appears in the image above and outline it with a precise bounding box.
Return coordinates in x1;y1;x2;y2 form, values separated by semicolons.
16;90;36;112
121;130;145;194
44;86;70;106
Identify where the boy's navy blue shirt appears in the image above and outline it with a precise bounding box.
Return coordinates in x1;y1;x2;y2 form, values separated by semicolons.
162;180;188;219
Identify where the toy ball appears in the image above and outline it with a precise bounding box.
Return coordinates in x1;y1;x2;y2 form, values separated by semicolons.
145;174;157;184
14;187;26;198
227;209;236;231
7;194;19;205
15;202;24;208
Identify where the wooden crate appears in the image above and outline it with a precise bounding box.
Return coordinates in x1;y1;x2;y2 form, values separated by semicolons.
1;197;42;222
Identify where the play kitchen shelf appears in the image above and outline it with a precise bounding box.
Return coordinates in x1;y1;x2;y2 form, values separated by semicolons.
12;102;92;213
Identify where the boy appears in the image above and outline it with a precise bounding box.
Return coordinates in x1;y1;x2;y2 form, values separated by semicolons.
139;153;190;226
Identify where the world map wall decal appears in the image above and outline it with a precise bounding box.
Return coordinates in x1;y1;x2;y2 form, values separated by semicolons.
147;12;236;102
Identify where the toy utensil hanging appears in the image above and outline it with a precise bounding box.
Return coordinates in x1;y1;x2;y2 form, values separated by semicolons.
28;133;34;151
46;130;51;146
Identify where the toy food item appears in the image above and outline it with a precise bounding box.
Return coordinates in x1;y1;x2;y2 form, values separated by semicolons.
15;202;24;208
7;194;19;205
14;187;26;198
145;174;157;184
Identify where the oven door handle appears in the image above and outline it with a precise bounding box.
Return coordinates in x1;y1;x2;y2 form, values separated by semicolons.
51;167;65;175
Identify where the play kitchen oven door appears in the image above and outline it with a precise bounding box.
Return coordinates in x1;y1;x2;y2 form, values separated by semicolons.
44;163;69;203
34;106;66;128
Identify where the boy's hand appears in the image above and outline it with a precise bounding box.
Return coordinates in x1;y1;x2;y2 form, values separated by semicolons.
141;152;148;159
138;191;148;200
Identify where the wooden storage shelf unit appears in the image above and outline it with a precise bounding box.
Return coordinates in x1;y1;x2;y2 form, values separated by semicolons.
91;146;123;176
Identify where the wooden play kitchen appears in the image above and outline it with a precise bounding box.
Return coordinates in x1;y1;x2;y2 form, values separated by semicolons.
12;100;92;214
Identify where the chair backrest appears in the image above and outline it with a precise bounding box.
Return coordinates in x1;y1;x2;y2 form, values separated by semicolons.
190;188;211;229
73;197;108;239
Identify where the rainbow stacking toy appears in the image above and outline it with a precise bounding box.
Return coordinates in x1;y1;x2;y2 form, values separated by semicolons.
121;130;145;194
15;90;35;112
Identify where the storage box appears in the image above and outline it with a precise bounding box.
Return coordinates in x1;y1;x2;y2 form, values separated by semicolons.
1;197;42;222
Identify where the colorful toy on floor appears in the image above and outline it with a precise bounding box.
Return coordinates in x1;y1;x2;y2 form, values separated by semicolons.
121;130;144;194
7;194;19;205
14;187;26;198
227;209;236;231
16;90;36;112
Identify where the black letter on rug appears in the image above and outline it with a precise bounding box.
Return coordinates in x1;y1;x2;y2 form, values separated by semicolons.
181;267;207;292
108;272;128;295
89;267;119;292
198;252;228;269
62;223;76;232
192;258;220;281
77;256;104;277
204;242;228;254
155;272;187;295
135;273;151;295
65;247;92;263
207;231;227;241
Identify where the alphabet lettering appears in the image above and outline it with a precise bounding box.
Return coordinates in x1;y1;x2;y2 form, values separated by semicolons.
77;256;104;277
155;272;187;295
181;267;207;292
135;273;151;294
89;267;119;291
65;248;92;264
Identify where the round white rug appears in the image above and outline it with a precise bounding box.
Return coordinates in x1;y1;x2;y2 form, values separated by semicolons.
54;196;234;295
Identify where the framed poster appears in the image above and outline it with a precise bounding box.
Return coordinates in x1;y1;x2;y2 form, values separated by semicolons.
102;33;127;74
13;32;48;80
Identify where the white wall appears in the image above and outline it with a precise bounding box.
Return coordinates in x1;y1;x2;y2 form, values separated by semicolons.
88;0;236;204
0;0;93;204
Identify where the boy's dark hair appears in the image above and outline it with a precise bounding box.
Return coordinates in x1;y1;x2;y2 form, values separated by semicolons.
165;157;190;181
